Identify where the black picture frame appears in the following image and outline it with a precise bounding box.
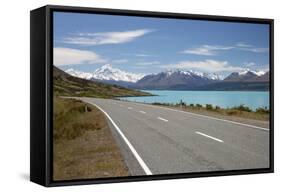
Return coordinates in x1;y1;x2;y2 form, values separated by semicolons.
30;4;274;187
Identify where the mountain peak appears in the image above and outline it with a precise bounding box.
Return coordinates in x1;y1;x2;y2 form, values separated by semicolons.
224;69;268;82
238;69;266;76
161;69;221;80
65;64;145;83
100;64;113;70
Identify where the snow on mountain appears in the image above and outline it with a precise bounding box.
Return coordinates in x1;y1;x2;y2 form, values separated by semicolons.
91;64;145;82
65;68;93;80
65;64;145;83
224;69;268;82
238;69;266;76
162;69;221;80
135;69;221;90
191;71;221;80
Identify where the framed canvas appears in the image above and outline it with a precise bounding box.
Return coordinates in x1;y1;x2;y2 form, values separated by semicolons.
30;5;274;187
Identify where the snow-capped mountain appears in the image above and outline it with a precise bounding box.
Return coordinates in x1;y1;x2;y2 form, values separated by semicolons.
224;69;268;82
65;64;145;83
191;70;221;81
158;69;221;80
91;64;144;82
65;66;269;91
134;70;221;90
65;68;93;80
238;69;266;76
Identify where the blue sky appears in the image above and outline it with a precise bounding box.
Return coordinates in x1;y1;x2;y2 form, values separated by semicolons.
53;11;270;76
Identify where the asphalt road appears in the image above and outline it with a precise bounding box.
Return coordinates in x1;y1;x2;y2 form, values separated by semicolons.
78;97;270;176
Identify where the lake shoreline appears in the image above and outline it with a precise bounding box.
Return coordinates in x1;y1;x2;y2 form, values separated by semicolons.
120;90;269;110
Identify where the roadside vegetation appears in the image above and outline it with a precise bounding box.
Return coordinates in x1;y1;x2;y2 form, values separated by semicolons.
53;97;129;180
152;100;269;121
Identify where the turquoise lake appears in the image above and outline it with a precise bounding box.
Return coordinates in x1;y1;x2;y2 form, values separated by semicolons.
119;90;270;110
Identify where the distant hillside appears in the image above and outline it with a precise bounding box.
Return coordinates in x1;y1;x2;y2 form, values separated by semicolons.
53;66;152;98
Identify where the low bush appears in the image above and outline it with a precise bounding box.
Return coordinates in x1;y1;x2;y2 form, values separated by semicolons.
231;104;252;112
206;104;213;110
196;104;202;108
256;107;270;114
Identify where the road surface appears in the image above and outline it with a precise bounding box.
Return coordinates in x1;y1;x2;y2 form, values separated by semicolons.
77;97;270;175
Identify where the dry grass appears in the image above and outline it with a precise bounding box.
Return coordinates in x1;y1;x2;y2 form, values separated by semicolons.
53;97;129;180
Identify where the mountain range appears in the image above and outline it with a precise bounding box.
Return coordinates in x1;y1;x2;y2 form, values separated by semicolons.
53;66;151;98
64;64;269;91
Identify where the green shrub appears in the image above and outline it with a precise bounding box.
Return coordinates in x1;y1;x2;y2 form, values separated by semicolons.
215;106;220;110
196;104;202;108
206;104;213;110
189;103;194;107
256;107;270;114
231;104;252;112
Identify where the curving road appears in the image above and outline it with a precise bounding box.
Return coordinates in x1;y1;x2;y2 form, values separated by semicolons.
77;97;270;176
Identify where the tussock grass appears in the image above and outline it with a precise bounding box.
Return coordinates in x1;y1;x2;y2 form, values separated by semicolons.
53;97;129;180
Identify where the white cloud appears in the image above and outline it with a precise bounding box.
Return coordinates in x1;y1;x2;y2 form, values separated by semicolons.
135;54;151;57
239;47;269;53
54;47;106;66
161;60;245;73
112;59;128;63
136;61;160;66
244;62;269;71
182;47;216;56
182;43;268;56
62;29;153;46
244;62;256;67
236;42;252;47
182;45;234;56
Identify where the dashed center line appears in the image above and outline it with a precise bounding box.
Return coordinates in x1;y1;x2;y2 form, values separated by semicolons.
158;117;168;122
196;131;224;143
139;111;146;114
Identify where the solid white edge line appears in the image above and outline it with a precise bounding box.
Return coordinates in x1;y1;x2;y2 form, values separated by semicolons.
158;117;169;122
123;101;269;131
88;102;152;175
139;111;146;114
196;131;224;143
128;107;133;109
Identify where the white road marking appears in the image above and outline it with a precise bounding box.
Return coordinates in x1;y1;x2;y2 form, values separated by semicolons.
196;131;224;143
127;102;269;131
87;102;152;175
139;111;146;114
158;117;169;122
128;107;133;109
